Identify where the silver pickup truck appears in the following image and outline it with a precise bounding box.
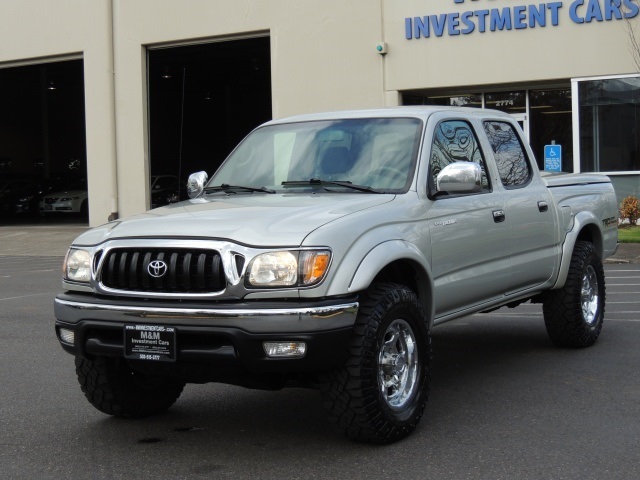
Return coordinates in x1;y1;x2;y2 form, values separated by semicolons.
54;107;618;443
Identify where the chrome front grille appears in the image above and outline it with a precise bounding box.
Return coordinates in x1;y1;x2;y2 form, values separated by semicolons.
100;248;226;294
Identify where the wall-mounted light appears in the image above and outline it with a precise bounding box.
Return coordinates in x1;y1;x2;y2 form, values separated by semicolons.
204;91;213;101
47;81;57;91
161;67;172;79
376;42;388;55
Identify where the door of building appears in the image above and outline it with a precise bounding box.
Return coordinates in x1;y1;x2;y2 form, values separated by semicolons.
510;113;529;142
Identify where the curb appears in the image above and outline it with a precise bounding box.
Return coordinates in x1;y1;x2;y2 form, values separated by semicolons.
603;243;640;265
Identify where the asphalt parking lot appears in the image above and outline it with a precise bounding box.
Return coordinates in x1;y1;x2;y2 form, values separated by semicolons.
1;225;639;479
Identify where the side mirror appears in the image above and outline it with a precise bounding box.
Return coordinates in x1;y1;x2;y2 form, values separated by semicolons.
187;171;208;198
436;162;482;194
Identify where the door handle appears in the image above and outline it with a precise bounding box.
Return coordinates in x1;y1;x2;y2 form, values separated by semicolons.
493;210;505;223
538;201;548;212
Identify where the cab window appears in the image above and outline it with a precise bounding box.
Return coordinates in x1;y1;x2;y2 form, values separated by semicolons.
483;121;532;188
429;120;491;194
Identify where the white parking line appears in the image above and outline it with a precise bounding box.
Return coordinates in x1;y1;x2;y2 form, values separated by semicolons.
0;292;56;302
2;269;58;276
479;313;640;320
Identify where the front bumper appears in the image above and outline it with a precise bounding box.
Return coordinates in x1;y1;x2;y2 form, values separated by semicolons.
54;293;358;375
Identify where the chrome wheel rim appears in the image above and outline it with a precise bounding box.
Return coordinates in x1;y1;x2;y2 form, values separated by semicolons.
582;265;599;325
378;319;419;411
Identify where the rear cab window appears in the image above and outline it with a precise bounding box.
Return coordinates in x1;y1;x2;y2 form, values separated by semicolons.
482;121;532;189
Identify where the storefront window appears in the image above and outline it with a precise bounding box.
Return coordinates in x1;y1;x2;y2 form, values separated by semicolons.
529;88;572;171
403;93;481;107
579;76;640;172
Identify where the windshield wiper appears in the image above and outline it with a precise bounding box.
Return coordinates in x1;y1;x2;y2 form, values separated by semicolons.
203;184;276;194
282;179;383;193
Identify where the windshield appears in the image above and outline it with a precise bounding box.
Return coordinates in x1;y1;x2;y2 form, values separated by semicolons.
210;118;423;193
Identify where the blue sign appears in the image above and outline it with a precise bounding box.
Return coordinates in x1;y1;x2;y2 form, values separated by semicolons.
544;144;562;172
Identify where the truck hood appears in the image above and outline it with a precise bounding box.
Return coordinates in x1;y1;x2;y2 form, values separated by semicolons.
73;193;394;247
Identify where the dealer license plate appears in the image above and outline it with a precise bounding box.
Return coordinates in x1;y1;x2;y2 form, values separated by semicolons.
124;325;176;362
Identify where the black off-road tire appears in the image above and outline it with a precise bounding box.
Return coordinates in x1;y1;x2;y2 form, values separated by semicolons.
321;283;431;444
543;241;606;347
75;356;185;418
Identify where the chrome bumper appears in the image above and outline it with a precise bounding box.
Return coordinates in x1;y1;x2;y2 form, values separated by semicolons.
54;296;359;334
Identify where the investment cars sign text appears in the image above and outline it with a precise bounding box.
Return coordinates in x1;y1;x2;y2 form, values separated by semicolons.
405;0;639;39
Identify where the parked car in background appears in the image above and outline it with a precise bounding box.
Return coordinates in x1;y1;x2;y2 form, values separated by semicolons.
0;179;37;216
0;177;71;217
150;175;180;209
39;179;88;216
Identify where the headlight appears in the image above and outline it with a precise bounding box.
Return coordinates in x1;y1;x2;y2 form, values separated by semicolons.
64;248;91;282
247;250;331;288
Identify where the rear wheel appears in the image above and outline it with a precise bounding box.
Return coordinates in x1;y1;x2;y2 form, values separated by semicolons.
321;283;431;443
75;356;185;417
543;241;605;347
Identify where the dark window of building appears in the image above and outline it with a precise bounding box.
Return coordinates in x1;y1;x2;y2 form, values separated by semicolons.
403;92;482;107
147;37;272;205
529;88;572;172
0;60;88;222
402;87;574;172
0;60;86;179
579;76;640;173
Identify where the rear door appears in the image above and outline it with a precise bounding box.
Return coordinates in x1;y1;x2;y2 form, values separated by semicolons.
481;120;558;292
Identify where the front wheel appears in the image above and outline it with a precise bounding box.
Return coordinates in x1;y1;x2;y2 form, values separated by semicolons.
75;356;185;418
321;283;431;443
543;241;606;347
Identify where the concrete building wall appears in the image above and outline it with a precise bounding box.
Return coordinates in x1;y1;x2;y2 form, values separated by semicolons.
0;0;117;226
384;0;637;91
0;0;637;225
111;0;386;219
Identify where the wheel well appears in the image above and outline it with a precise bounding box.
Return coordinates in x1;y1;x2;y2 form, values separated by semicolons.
575;224;603;258
372;260;432;316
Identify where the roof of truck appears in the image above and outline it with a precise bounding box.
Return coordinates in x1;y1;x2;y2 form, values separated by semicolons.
264;106;514;125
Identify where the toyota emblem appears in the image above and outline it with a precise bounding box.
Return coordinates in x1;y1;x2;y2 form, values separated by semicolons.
148;260;168;278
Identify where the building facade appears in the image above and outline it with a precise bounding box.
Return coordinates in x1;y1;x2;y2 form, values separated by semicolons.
0;0;638;226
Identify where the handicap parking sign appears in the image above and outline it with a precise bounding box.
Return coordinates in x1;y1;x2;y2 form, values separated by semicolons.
544;145;562;172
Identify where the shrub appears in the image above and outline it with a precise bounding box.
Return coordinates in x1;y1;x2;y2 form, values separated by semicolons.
620;195;640;225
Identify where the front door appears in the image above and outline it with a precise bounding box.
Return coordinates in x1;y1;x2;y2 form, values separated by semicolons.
425;118;512;319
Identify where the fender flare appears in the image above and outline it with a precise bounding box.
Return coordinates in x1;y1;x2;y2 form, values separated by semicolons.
552;210;604;290
347;240;435;326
